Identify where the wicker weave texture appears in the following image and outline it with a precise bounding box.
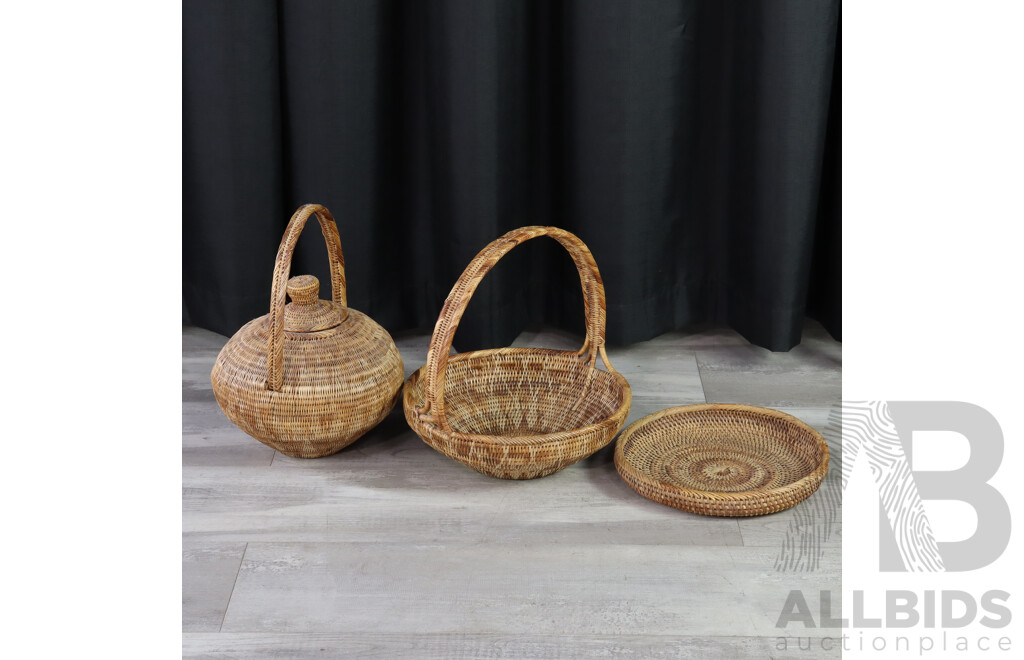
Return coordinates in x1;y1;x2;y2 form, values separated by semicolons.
404;226;632;479
211;204;404;458
614;404;829;516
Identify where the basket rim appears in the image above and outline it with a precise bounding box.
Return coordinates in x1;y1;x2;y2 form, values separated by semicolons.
404;347;632;447
614;403;830;502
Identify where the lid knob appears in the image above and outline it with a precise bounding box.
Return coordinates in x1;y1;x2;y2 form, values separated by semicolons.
286;275;320;306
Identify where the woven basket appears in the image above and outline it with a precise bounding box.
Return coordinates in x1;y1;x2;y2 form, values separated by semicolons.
403;226;632;479
211;204;404;458
615;404;829;516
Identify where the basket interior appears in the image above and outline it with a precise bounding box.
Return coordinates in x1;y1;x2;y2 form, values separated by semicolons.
418;349;627;437
621;407;826;492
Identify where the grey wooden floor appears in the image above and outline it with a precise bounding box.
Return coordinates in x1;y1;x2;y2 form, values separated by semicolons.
184;323;842;659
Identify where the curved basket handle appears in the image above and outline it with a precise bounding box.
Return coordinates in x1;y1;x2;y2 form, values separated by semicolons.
421;226;616;431
266;204;347;391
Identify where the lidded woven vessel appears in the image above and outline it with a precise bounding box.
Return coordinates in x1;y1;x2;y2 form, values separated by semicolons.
211;204;404;458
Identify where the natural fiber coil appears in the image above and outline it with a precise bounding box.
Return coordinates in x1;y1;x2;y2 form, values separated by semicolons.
403;226;632;479
211;204;404;458
615;404;829;516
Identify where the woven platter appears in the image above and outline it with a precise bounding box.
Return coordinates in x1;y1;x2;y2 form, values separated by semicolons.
614;404;829;516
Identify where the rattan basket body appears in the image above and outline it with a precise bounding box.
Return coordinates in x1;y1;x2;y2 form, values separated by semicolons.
211;204;404;458
404;226;632;479
615;404;829;516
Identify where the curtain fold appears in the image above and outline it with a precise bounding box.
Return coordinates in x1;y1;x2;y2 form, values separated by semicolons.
183;0;840;351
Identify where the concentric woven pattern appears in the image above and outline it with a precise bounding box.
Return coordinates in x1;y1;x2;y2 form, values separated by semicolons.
404;226;632;479
614;404;829;516
211;204;404;458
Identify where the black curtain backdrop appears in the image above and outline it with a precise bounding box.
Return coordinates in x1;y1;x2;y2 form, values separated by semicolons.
184;0;840;352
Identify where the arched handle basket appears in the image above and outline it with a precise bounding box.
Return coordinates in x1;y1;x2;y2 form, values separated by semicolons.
211;203;404;459
403;226;632;479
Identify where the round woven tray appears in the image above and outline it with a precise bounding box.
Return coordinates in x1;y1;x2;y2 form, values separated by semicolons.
614;404;829;516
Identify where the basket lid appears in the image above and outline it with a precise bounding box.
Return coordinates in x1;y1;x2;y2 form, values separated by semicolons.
283;275;348;332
